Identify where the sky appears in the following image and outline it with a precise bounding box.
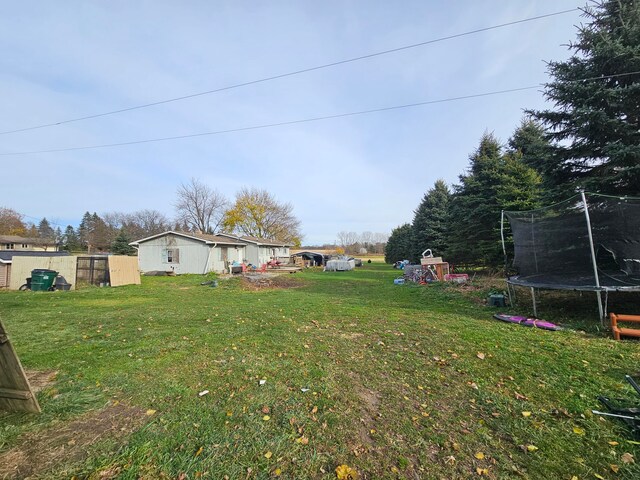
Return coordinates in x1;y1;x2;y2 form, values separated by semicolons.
0;1;586;245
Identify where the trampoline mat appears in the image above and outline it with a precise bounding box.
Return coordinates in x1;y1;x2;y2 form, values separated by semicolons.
508;272;640;292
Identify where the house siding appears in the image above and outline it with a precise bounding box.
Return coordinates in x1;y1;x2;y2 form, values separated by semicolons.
136;233;247;274
0;264;9;288
138;234;211;274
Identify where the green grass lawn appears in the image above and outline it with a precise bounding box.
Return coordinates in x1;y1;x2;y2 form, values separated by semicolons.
1;264;639;479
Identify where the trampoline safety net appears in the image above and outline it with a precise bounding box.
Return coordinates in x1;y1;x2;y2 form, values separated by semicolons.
504;193;640;291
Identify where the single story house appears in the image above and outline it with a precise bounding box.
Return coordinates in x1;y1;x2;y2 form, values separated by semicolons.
0;235;59;252
129;231;247;274
215;233;291;267
0;251;70;289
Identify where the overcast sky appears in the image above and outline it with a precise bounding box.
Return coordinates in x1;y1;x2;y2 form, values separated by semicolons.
1;1;585;245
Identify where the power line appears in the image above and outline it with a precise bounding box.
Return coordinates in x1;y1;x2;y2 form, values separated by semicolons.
3;70;636;157
0;8;578;136
0;86;540;156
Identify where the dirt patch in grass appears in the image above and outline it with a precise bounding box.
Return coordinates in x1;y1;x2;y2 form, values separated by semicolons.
241;274;307;290
25;370;58;393
0;403;146;479
346;371;380;453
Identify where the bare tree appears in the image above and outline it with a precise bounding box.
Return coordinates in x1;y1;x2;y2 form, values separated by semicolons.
174;178;228;234
336;231;358;249
104;210;171;240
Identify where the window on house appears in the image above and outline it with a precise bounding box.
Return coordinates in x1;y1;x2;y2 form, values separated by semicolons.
21;244;28;248
163;248;180;263
4;243;14;250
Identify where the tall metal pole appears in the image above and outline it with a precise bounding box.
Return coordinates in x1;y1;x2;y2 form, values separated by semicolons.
580;191;604;322
500;210;514;307
500;210;507;264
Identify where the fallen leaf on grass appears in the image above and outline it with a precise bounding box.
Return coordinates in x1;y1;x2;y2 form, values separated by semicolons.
610;464;619;473
522;411;531;417
146;409;156;416
195;446;204;457
264;451;273;459
296;436;309;445
263;415;271;421
335;464;359;480
621;452;634;464
608;441;619;446
527;445;538;452
311;405;318;414
274;468;282;476
474;452;485;460
476;467;489;475
573;426;585;435
514;391;528;401
476;352;485;360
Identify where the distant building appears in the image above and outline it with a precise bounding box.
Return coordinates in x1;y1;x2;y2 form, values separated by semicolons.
0;235;58;252
130;231;291;274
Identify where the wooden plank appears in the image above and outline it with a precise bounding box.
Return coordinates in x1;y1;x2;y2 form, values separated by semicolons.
0;387;32;400
0;320;41;413
8;256;77;290
108;255;141;287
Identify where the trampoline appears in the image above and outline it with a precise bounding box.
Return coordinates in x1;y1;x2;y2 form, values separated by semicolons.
501;192;640;320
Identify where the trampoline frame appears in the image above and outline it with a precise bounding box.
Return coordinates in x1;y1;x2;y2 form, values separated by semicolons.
501;191;640;322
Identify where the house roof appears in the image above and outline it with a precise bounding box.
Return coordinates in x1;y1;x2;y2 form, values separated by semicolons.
216;233;290;247
0;235;57;246
129;231;247;247
0;251;70;264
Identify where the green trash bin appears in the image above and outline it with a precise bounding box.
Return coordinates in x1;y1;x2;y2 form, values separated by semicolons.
30;269;58;291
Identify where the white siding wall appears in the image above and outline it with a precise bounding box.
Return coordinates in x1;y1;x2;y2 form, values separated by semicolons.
138;235;210;274
208;245;246;273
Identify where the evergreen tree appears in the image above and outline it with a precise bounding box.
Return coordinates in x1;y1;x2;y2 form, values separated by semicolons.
384;223;413;264
63;225;81;251
111;229;136;255
446;133;541;268
37;217;55;239
529;0;640;196
410;179;451;262
78;211;92;251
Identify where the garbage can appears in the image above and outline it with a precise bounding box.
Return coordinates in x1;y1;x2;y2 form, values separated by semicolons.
54;275;72;291
30;269;58;291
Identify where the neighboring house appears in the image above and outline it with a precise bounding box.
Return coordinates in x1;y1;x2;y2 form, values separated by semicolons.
0;251;70;289
0;235;58;252
215;233;291;266
129;231;247;274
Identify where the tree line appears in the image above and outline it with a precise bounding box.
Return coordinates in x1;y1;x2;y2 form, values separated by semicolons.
335;231;389;255
385;0;640;269
0;182;302;254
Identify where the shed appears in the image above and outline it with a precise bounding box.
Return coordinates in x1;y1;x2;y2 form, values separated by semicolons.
130;231;247;274
291;250;326;267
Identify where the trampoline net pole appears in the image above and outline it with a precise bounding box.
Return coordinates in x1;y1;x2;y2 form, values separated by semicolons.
580;191;604;322
531;287;537;317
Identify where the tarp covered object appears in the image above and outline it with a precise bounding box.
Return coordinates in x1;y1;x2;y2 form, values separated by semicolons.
325;258;355;271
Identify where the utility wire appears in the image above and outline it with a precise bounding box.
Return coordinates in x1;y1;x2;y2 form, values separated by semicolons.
0;86;541;156
0;8;578;136
3;70;637;157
